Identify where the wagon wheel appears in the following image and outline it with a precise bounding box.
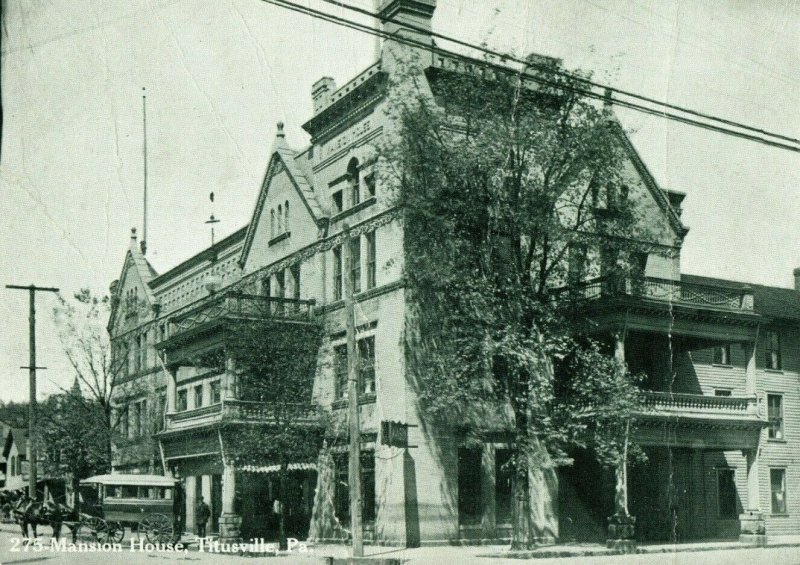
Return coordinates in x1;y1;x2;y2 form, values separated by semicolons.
81;515;105;540
91;518;111;543
105;521;125;544
141;513;172;544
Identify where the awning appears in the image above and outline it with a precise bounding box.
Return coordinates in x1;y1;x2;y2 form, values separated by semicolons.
240;463;316;474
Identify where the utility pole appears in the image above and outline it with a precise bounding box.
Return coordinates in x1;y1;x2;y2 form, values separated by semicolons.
343;223;363;557
6;284;59;500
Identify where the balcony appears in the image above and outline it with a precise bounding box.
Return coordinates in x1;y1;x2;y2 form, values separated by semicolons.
635;391;764;450
571;276;753;312
164;399;321;433
157;291;316;358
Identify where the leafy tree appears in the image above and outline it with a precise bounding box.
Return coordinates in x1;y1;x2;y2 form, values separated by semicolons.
383;59;661;548
222;311;326;550
52;289;147;474
38;379;110;514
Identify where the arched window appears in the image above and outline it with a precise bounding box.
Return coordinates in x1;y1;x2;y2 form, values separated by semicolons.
270;209;276;238
284;201;289;232
9;455;15;476
348;158;360;206
277;204;283;233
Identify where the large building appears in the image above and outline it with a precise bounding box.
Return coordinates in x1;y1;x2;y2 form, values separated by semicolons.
107;0;798;547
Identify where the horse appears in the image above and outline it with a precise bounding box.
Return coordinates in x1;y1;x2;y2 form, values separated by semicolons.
10;494;44;541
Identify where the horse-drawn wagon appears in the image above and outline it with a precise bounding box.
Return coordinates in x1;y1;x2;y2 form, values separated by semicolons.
80;474;181;544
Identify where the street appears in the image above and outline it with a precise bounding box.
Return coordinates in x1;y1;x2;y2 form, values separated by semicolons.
0;524;799;565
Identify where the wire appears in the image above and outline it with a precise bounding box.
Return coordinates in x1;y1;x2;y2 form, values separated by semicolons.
320;0;800;145
261;0;800;153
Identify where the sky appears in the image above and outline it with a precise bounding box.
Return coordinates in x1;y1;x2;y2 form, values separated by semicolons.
1;0;798;402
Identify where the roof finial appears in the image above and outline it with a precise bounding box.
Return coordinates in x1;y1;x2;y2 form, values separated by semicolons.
276;122;285;138
131;227;138;240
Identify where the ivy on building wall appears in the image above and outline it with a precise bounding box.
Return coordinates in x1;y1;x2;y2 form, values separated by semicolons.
381;59;656;548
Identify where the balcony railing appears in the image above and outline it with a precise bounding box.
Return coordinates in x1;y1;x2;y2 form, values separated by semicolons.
567;276;753;312
638;391;759;419
162;291;316;342
165;399;321;431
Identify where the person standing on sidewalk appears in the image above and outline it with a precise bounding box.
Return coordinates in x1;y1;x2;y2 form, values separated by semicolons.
196;497;211;538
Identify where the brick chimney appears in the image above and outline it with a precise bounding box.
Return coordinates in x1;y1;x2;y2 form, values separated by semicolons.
377;0;437;36
794;268;800;291
312;77;336;113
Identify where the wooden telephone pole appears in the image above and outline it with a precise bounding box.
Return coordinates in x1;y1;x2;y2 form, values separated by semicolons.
6;284;59;500
342;224;363;557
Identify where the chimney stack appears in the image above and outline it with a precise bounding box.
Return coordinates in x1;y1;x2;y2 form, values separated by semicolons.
793;268;800;291
312;77;336;113
376;0;436;69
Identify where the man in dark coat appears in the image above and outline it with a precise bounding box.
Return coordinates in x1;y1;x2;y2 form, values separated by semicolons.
196;497;211;538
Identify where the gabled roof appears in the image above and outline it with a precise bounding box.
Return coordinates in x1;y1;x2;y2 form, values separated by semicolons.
610;120;689;240
682;274;800;322
107;230;158;331
3;428;27;459
240;125;325;265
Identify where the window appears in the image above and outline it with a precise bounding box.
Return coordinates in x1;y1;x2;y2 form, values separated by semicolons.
364;172;376;198
291;264;301;301
766;331;781;370
333;246;343;301
134;399;147;437
713;345;731;365
16;457;21;476
270;209;276;238
717;468;737;519
119;405;129;437
714;389;732;397
768;394;784;439
277;204;283;233
332;190;343;213
9;455;15;476
140;331;149;370
365;231;376;290
210;380;221;404
194;384;204;409
153;393;166;433
771;468;787;514
334;344;348;400
350;236;361;294
358;336;376;395
177;389;188;412
275;270;286;316
333;451;375;523
348;158;360;206
458;448;482;524
285;200;289;231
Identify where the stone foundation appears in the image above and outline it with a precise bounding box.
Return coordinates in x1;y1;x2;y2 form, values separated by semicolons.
606;513;636;553
739;511;767;546
218;512;242;543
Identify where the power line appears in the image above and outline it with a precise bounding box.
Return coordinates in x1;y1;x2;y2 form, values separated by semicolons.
260;0;799;153
319;0;800;146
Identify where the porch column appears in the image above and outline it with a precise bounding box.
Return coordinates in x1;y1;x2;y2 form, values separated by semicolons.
166;365;177;413
607;331;636;552
480;444;496;539
744;341;757;397
740;448;767;545
223;356;237;400
218;462;241;542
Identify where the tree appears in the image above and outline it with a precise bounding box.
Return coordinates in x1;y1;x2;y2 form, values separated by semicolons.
38;379;110;514
52;289;143;473
383;59;662;548
222;305;326;550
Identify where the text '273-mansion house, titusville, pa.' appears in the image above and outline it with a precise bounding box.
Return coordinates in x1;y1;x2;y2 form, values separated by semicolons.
105;0;799;548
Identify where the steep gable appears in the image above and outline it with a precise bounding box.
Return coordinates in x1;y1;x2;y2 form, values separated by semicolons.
108;229;158;334
240;124;326;272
